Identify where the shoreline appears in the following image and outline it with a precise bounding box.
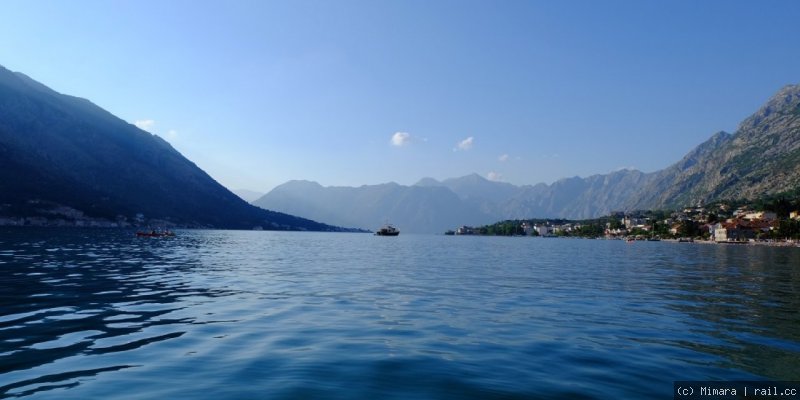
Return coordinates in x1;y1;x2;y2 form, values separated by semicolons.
661;238;800;247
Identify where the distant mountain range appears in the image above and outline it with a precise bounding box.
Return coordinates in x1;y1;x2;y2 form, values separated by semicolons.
253;179;493;234
0;66;345;231
254;84;800;233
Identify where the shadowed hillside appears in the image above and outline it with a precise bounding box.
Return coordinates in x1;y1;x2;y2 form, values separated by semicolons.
0;66;345;231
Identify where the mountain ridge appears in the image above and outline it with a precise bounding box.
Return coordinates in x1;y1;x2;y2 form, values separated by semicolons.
0;65;346;231
253;179;497;233
627;83;800;209
255;83;800;232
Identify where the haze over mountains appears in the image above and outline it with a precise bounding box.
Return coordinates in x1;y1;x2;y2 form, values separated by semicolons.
254;179;494;234
255;84;800;233
2;63;797;233
233;189;266;203
0;66;344;231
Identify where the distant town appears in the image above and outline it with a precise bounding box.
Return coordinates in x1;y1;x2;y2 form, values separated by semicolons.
449;197;800;245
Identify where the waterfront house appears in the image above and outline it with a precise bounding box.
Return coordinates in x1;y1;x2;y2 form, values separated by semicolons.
714;220;756;242
713;218;778;242
535;225;554;237
710;223;721;238
456;226;477;235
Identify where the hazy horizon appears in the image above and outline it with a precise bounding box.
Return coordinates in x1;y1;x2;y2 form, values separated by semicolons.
3;1;799;193
239;168;650;195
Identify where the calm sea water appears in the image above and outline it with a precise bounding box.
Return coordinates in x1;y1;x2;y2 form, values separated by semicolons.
1;229;799;399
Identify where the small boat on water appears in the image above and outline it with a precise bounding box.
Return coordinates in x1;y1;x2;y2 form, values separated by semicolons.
375;223;400;236
136;230;176;238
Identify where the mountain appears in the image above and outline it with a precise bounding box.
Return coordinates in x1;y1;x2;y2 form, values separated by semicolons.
440;173;519;204
0;66;343;231
501;169;657;220
253;171;648;232
256;84;800;230
413;177;444;187
233;189;265;203
628;84;800;209
253;180;497;233
414;174;521;217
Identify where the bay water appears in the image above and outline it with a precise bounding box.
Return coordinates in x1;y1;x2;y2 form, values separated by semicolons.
1;229;799;399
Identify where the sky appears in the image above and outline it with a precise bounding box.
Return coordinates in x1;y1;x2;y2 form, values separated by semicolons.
2;1;799;193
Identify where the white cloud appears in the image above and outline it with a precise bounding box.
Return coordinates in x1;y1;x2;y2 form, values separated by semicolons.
455;136;474;151
391;131;411;147
134;119;155;132
487;171;503;181
166;129;179;140
499;154;509;162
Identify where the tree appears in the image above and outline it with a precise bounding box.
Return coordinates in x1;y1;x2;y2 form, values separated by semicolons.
777;219;800;239
678;220;703;238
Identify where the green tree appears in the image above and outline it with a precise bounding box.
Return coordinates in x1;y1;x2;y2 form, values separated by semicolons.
777;219;800;239
678;220;702;238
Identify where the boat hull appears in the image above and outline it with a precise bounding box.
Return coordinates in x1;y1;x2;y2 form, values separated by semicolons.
136;232;175;238
375;223;399;236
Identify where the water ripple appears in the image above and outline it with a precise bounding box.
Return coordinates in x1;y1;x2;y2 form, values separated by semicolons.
1;229;799;399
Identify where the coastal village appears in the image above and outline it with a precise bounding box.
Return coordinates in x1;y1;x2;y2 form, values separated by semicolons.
452;200;800;245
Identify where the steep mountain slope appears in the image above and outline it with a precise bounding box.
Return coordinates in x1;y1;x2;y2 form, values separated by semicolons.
503;169;656;219
628;84;800;209
0;66;340;230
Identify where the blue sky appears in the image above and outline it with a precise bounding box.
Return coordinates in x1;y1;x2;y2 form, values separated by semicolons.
2;1;799;193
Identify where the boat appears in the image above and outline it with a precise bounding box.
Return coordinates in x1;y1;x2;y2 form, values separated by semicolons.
375;223;400;236
136;230;175;238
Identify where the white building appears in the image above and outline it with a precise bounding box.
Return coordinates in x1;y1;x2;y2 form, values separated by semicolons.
535;225;554;237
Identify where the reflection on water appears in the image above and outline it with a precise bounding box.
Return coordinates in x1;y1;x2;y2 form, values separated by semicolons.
662;245;800;379
0;229;234;398
1;229;799;399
